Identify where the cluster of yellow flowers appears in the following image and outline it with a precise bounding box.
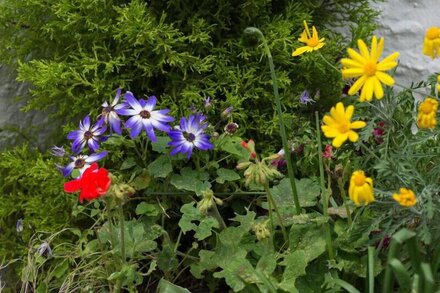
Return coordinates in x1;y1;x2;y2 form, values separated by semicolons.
291;21;428;208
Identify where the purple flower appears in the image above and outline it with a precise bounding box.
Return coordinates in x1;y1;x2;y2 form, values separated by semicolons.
62;151;108;177
67;115;107;153
204;97;212;109
100;88;128;135
299;90;315;105
50;146;66;157
16;219;24;233
37;242;52;258
221;106;233;118
116;92;174;140
168;113;214;159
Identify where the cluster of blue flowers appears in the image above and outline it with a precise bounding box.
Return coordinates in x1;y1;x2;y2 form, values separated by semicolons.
53;89;214;177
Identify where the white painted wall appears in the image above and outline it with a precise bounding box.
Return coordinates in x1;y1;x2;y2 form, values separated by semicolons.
371;0;440;96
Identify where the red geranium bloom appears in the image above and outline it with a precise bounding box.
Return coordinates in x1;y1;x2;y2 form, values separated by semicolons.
64;163;111;202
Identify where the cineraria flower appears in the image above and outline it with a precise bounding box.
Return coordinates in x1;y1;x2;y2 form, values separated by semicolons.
423;27;440;59
62;151;108;177
221;106;233;119
116;92;174;140
341;36;399;101
64;163;111;203
321;102;366;148
292;20;325;57
417;97;438;129
224;122;239;135
37;242;53;258
299;90;315;105
50;145;66;157
100;88;128;135
67;115;107;153
168;113;214;159
348;170;374;206
393;188;417;207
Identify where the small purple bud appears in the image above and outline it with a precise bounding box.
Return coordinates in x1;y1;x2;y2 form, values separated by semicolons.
50;146;66;157
204;97;212;109
189;104;197;113
299;90;315;105
16;219;23;233
37;242;53;258
221;106;233;119
224;122;239;135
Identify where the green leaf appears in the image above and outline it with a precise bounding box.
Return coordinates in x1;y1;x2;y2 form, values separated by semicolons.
170;167;210;195
120;157;137;170
135;202;160;217
216;135;248;158
148;154;173;178
157;278;191;293
278;251;308;292
216;168;241;184
151;136;171;153
178;202;219;240
131;169;151;190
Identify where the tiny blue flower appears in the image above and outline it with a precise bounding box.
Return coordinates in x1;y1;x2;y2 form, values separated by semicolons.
116;91;174;140
67;115;107;153
299;90;315;105
221;106;233;118
168;113;214;159
37;242;52;258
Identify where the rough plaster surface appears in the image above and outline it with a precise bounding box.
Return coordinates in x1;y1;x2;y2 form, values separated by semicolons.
0;1;439;149
371;0;440;99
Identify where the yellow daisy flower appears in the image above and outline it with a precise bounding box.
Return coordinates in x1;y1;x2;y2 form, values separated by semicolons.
417;97;438;129
423;27;440;59
292;20;325;57
321;102;366;148
349;170;374;206
392;188;417;207
341;36;400;102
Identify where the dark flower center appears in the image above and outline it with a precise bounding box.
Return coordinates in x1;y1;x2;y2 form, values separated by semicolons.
140;110;151;119
74;158;86;168
102;106;113;114
84;131;93;140
184;132;196;142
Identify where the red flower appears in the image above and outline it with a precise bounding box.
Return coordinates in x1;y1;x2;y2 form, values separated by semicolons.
64;163;111;203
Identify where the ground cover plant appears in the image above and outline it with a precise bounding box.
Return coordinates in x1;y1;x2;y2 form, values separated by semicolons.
1;0;440;292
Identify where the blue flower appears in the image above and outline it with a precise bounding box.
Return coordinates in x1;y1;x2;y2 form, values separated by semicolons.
62;151;108;177
299;90;315;105
116;91;174;140
50;145;66;157
100;88;128;135
67;115;107;153
168;113;214;159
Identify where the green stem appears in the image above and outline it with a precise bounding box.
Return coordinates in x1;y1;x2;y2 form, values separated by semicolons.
337;178;353;226
368;246;375;293
315;111;335;260
358;140;381;161
118;202;126;263
105;197;115;250
264;184;288;244
394;82;430;96
246;27;301;215
211;204;227;230
317;52;341;74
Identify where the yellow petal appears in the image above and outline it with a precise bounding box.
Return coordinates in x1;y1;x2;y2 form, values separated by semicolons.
298;30;308;43
376;37;385;60
350;121;366;129
348;75;367;96
341;58;363;68
373;77;384;99
347;48;367;64
342;68;365;78
345;105;354;120
292;46;310;56
323;115;337;127
362;77;374;101
357;39;370;59
312;26;319;39
332;133;348;148
370;36;378;61
377;61;398;71
335;102;346;120
322;126;339;138
376;72;395;86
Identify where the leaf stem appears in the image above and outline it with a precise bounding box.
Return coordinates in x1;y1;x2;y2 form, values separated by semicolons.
264;184;288;244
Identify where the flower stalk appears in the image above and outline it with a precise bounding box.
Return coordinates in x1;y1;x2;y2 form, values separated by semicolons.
264;183;288;244
315;111;335;259
244;27;302;215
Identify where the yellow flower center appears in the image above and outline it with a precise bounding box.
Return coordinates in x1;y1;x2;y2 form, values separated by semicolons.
306;38;319;47
426;27;440;40
420;101;434;114
338;122;350;133
363;62;377;76
354;172;366;186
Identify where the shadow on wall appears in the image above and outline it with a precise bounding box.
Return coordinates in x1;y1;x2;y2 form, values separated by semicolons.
0;65;56;151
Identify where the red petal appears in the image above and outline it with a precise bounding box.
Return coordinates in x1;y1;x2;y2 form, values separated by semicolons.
64;179;82;193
